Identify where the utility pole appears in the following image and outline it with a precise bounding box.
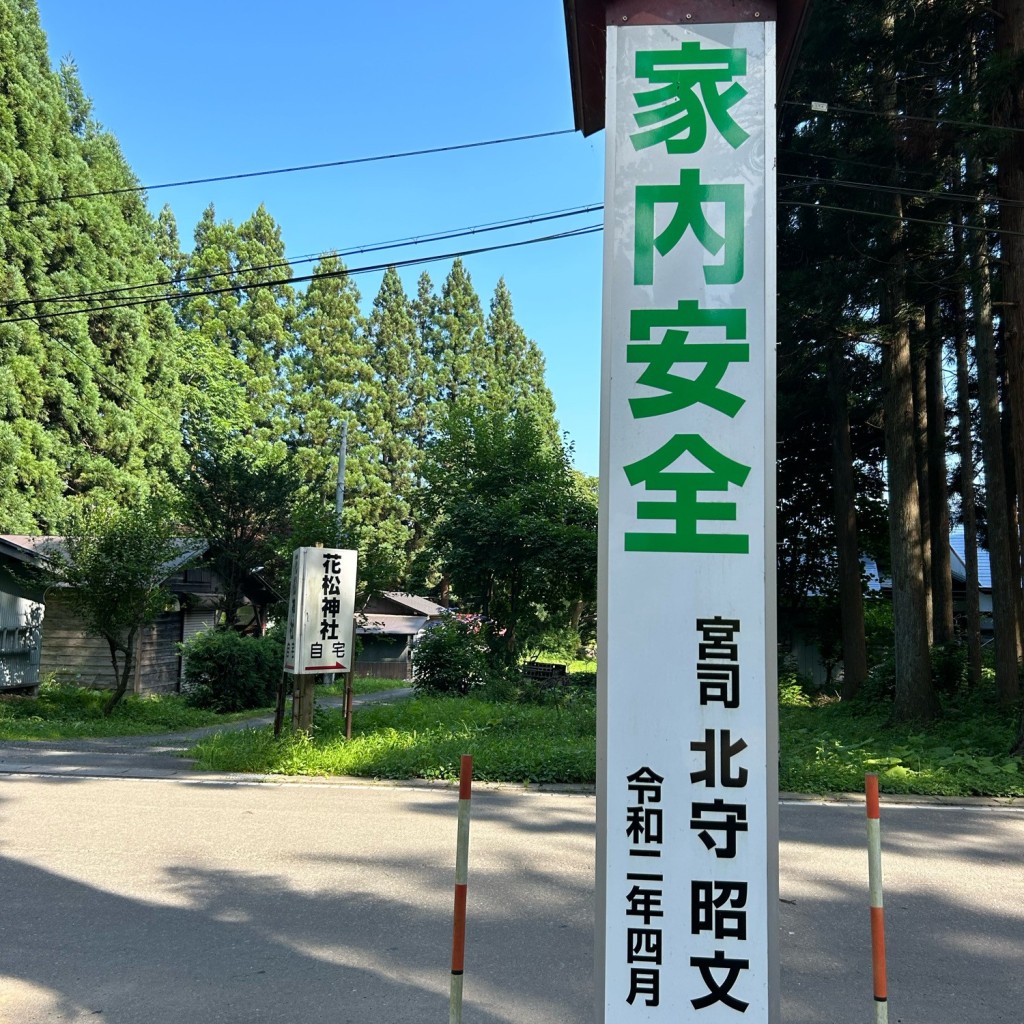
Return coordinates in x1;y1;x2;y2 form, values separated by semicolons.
335;418;354;739
335;418;348;543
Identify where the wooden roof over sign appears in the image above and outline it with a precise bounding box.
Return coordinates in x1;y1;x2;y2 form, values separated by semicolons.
563;0;814;136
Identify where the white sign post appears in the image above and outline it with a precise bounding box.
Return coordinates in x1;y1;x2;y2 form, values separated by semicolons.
597;17;778;1023
283;547;357;675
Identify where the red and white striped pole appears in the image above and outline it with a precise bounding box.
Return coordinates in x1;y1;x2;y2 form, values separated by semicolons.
449;754;473;1024
865;773;888;1023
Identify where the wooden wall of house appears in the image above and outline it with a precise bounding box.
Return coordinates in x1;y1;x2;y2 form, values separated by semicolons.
136;614;183;694
354;635;413;680
39;592;116;688
39;592;184;694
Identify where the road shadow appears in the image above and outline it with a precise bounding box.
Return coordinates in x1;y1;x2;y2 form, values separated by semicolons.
0;784;593;1024
779;802;1024;1024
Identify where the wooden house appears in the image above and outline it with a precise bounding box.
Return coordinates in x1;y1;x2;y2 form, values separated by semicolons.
355;592;447;680
0;536;224;695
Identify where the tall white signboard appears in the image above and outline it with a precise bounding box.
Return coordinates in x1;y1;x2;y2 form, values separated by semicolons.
283;547;357;675
597;19;778;1022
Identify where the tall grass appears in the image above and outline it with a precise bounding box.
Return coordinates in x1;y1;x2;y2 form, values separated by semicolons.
779;681;1023;797
193;678;1023;797
317;676;410;697
190;689;597;783
0;679;263;740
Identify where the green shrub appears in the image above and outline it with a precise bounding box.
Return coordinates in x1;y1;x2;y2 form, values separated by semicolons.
565;669;596;688
182;627;283;712
412;613;496;695
778;670;812;707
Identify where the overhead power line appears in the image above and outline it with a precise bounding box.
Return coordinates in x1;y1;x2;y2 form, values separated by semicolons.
780;198;1024;239
0;223;602;327
10;202;603;311
783;99;1024;136
780;172;1024;210
6;128;576;209
779;145;944;183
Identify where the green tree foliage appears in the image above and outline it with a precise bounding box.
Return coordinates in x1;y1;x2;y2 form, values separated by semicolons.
40;498;183;714
288;254;367;500
483;278;559;433
174;433;302;630
412;271;441;443
177;204;295;444
410;612;493;695
421;406;597;656
0;5;185;530
363;267;423;571
288;256;409;593
432;258;488;407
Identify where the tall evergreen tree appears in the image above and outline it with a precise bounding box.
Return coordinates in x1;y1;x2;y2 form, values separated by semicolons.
432;258;488;407
288;254;366;501
364;267;423;569
0;6;185;530
178;204;295;448
483;278;559;433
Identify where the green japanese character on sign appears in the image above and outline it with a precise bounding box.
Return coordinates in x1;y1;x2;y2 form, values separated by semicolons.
635;170;744;285
632;42;749;154
628;302;748;419
624;434;750;554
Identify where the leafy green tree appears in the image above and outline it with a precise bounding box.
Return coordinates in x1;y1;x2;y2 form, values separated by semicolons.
412;271;441;444
421;405;597;656
287;256;408;592
288;254;367;499
174;433;302;630
410;612;493;695
40;498;183;714
363;267;423;571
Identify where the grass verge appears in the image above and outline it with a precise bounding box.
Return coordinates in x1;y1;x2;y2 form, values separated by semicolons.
779;682;1023;798
0;681;267;740
317;676;410;697
189;690;597;783
192;681;1023;797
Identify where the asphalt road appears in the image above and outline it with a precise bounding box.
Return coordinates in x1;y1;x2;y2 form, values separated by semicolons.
0;770;1021;1024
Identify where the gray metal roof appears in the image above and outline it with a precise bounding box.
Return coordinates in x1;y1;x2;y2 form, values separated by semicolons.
949;528;992;590
356;614;428;636
381;592;447;617
0;535;206;578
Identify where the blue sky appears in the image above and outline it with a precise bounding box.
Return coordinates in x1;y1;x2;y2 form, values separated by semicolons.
37;1;606;475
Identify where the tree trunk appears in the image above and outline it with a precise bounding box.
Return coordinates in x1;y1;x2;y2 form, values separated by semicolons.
968;165;1021;705
925;297;954;649
877;16;937;721
827;341;868;700
953;283;983;690
995;0;1024;679
882;266;938;721
910;313;934;645
569;599;585;633
102;632;135;716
